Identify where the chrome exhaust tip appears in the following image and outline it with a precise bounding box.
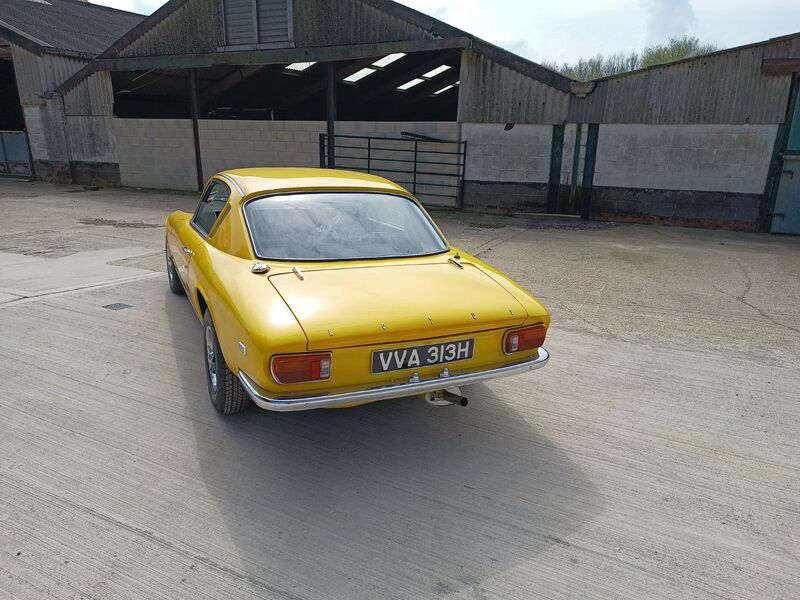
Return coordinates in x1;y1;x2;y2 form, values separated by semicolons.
424;387;468;407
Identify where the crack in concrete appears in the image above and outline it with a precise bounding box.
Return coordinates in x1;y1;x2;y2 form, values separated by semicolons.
559;303;628;342
721;256;800;336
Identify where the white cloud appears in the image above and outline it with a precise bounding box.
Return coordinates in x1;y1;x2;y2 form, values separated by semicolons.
641;0;697;43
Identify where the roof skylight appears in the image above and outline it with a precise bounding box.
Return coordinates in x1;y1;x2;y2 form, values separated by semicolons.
397;78;426;90
433;84;455;95
285;62;316;72
422;65;452;79
372;53;406;68
343;67;377;83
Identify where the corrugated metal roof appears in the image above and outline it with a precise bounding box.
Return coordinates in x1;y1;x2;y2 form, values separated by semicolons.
458;50;570;124
56;0;572;95
598;42;793;124
115;0;220;57
0;0;143;57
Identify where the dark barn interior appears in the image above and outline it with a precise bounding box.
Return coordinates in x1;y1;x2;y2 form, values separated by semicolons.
112;49;461;121
0;48;25;130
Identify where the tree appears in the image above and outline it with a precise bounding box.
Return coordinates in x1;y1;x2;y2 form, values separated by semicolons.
542;36;719;81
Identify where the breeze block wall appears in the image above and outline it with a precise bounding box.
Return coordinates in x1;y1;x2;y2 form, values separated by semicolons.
111;118;197;190
110;118;460;199
461;123;553;210
591;124;779;229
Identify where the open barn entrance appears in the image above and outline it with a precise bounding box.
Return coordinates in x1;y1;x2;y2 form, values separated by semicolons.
108;47;463;204
0;46;32;178
111;50;461;122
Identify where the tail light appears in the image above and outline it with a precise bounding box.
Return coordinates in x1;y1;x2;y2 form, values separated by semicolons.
271;352;332;384
504;324;547;354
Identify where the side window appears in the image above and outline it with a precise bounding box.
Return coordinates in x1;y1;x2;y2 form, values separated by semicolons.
193;180;231;236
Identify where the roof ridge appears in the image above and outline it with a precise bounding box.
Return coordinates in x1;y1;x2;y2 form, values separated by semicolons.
55;0;145;18
589;29;800;83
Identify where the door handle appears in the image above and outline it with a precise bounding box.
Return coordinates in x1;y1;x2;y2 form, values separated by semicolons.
181;246;193;255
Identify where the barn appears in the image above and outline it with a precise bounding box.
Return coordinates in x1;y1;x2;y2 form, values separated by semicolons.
1;0;799;232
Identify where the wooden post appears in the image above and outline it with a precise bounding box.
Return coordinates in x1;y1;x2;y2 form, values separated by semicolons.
188;68;204;191
326;62;336;168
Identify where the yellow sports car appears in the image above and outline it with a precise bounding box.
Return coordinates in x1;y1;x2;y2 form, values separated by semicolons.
165;168;550;414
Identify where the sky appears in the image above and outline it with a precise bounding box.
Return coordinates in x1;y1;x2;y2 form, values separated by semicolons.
93;0;799;64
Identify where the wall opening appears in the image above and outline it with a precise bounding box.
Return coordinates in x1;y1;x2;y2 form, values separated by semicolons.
0;51;25;130
110;50;461;122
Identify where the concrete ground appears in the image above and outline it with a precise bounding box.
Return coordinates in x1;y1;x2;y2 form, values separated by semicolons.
0;179;798;600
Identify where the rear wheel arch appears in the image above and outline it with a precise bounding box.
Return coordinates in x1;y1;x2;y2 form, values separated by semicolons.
196;288;209;319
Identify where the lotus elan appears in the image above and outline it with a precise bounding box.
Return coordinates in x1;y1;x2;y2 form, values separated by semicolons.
165;168;549;414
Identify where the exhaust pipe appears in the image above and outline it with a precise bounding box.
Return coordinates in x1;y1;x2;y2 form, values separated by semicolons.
424;387;468;407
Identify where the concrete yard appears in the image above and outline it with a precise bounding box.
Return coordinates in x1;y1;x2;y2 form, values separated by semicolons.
0;179;798;600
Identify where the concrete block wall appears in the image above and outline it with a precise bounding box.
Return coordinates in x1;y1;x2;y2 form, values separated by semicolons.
110;119;197;190
594;124;777;193
590;124;778;228
110;118;460;194
463;123;552;183
199;120;325;176
461;123;553;210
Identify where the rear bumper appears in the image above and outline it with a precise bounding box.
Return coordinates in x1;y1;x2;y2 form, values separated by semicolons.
238;347;549;412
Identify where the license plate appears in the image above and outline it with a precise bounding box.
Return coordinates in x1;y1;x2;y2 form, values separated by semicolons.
371;338;475;373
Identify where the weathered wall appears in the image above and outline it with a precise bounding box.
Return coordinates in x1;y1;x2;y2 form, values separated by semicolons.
63;72;114;117
200;120;324;177
10;45;88;181
594;124;777;193
10;46;88;105
110;118;459;195
65;116;120;184
114;0;221;57
110;118;197;190
589;124;779;228
61;72;119;184
461;122;552;209
458;50;570;125
584;42;792;125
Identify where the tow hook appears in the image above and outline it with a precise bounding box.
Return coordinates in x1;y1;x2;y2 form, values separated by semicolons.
424;387;468;407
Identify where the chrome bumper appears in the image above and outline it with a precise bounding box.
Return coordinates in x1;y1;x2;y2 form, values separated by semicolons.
238;348;549;412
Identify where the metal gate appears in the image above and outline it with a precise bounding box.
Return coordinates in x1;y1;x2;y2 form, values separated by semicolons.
320;133;467;207
0;131;32;179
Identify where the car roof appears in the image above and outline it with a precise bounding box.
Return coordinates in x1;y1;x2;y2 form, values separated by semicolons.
218;168;411;199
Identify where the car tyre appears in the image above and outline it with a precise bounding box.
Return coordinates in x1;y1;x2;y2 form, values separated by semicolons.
203;310;250;415
166;245;185;295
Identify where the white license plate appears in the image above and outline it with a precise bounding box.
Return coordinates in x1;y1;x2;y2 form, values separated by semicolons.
371;338;475;373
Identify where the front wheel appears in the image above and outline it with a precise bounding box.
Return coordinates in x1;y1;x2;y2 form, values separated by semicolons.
203;310;250;415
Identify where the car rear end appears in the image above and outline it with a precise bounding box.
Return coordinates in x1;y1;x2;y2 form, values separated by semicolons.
236;256;550;411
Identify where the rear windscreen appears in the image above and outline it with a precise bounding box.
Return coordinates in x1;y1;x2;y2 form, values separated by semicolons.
243;192;448;261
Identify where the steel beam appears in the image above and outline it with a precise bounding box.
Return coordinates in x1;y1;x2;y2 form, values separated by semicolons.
91;37;471;72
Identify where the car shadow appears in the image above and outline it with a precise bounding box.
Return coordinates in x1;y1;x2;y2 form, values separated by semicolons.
164;290;601;599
